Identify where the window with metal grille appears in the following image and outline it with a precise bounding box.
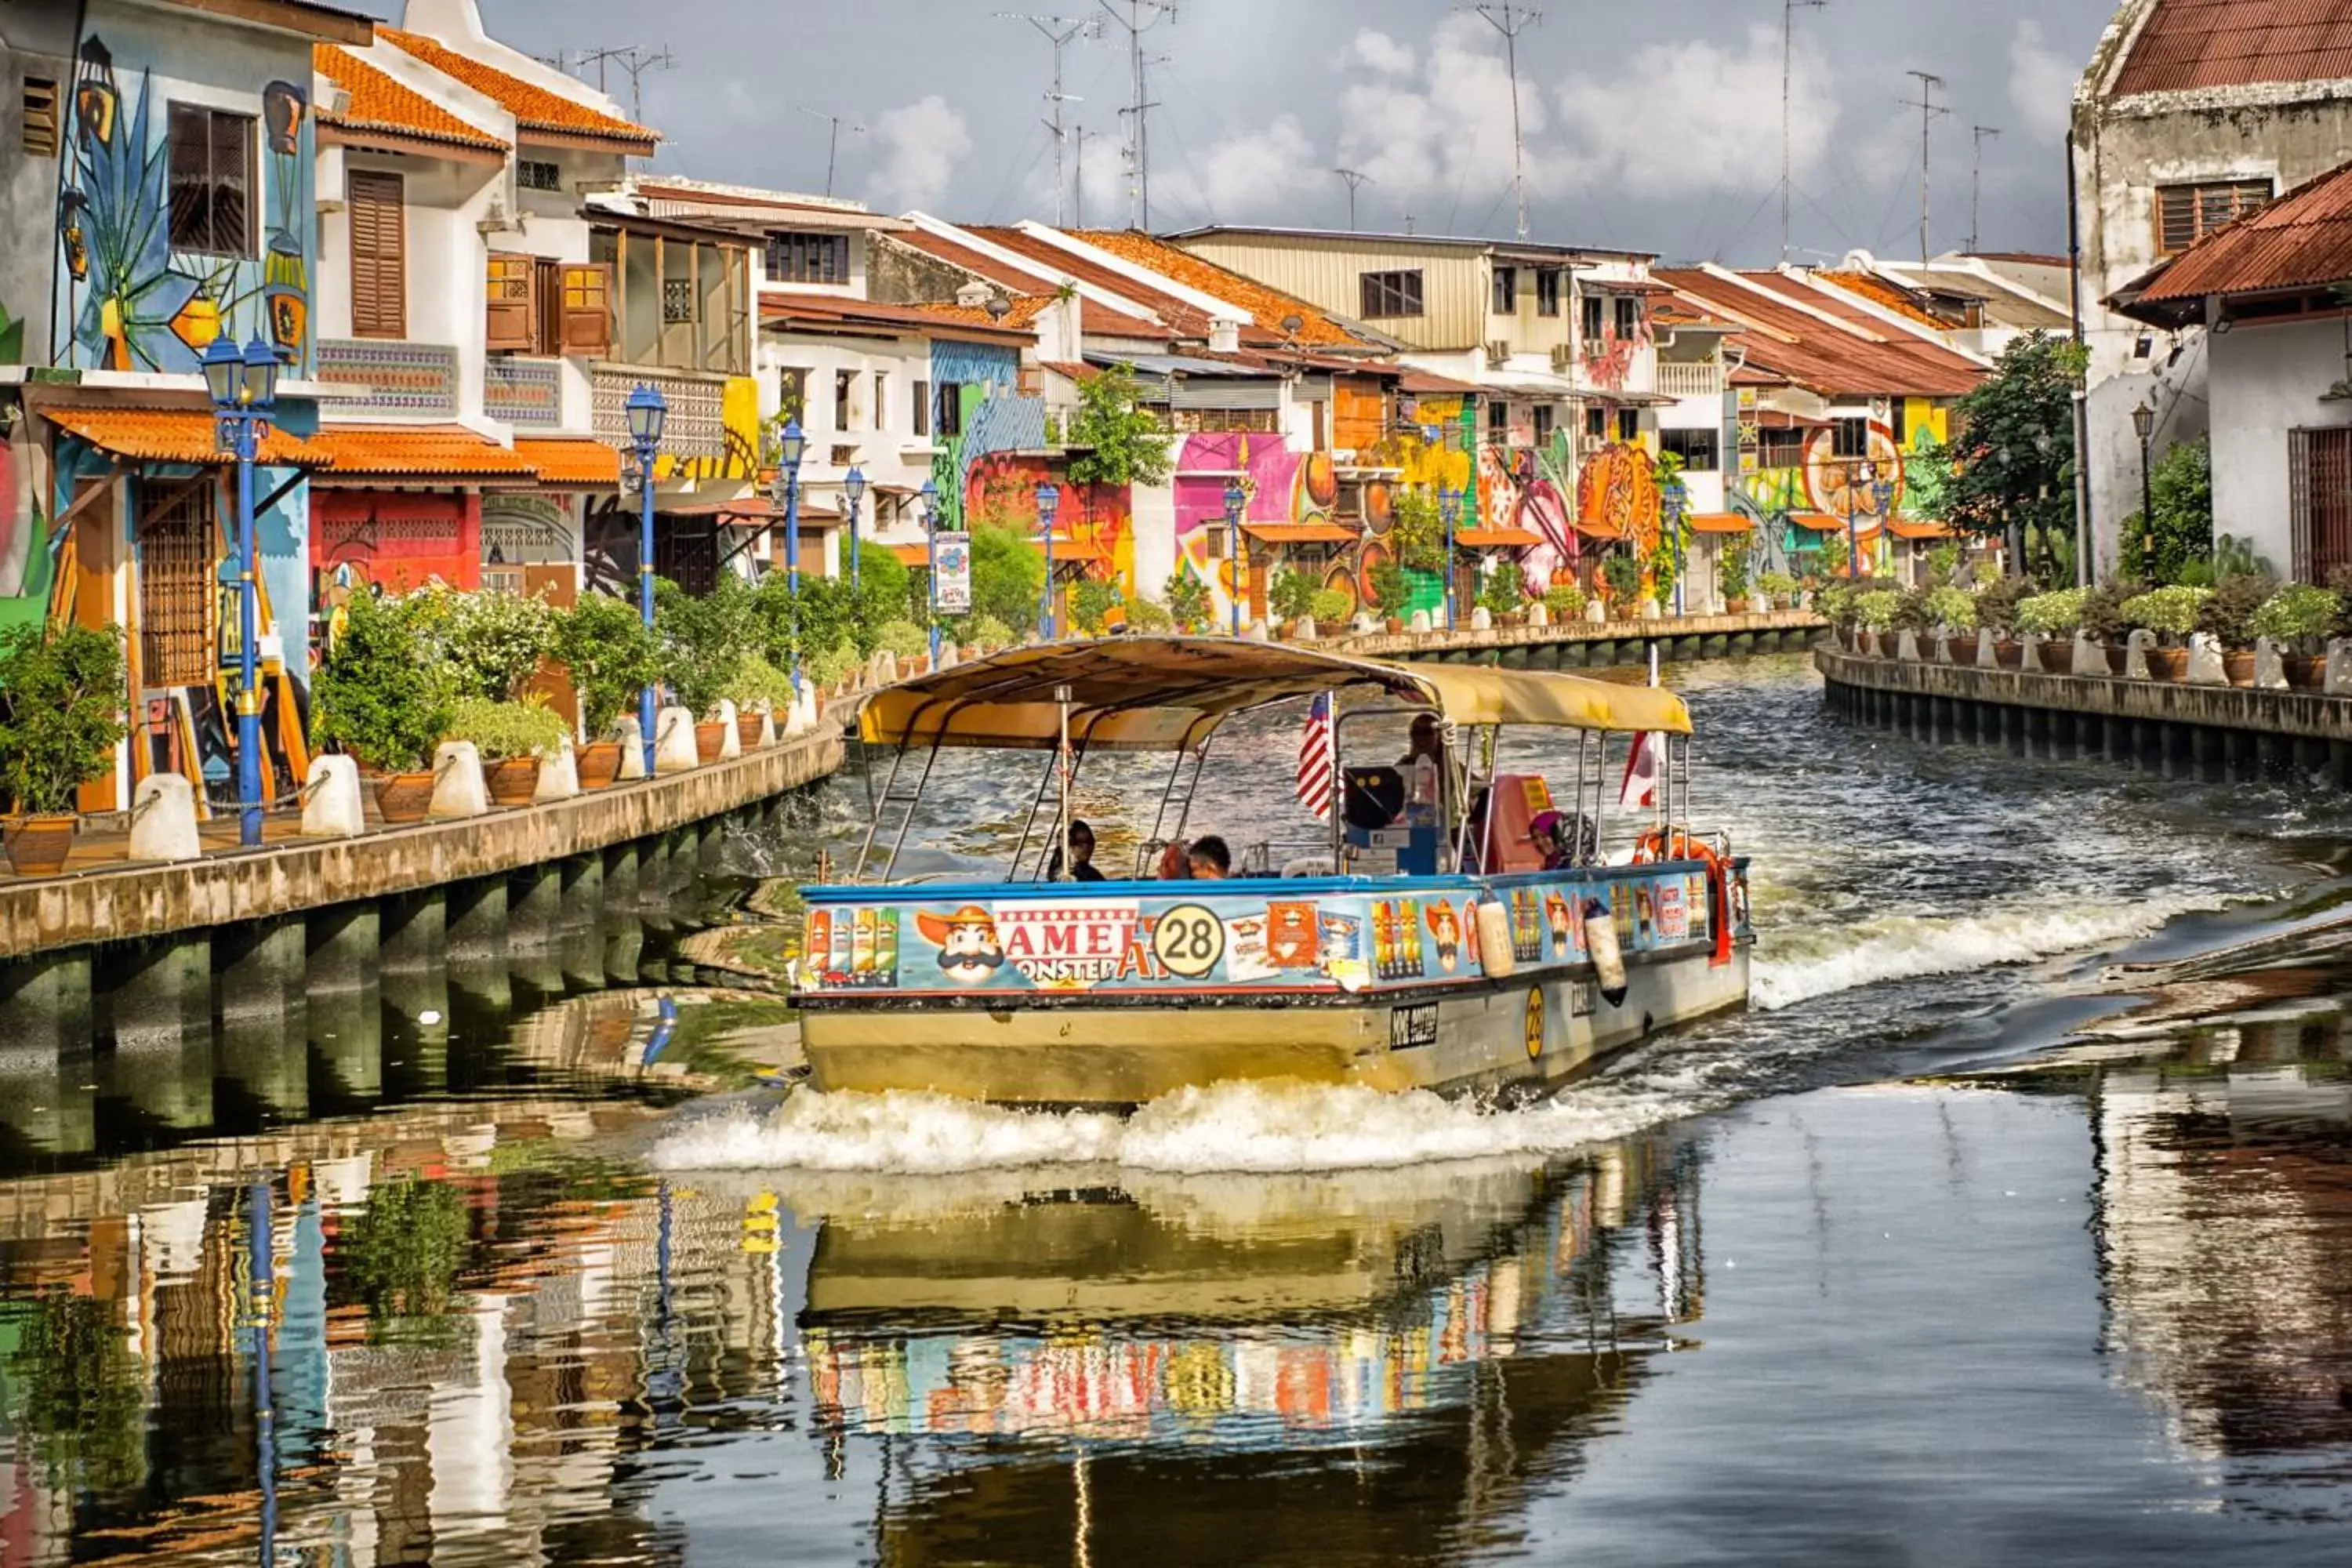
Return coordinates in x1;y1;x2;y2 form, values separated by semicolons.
1536;268;1563;317
166;103;255;256
2290;426;2352;583
2155;180;2273;256
1760;427;1809;468
23;76;59;157
1615;296;1642;337
1617;408;1639;441
1581;294;1603;343
1359;270;1424;318
768;232;851;285
1831;416;1869;459
517;159;561;191
1532;404;1554;444
1660;426;1719;472
140;486;217;687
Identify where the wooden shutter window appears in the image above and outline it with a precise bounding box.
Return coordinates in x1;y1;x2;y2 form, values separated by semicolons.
558;263;613;358
347;171;407;339
486;252;539;353
23;77;60;158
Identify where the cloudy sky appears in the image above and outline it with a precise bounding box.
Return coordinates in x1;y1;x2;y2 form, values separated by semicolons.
361;1;2117;263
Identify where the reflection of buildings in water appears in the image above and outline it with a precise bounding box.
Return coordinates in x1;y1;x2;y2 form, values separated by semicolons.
2095;1049;2352;1494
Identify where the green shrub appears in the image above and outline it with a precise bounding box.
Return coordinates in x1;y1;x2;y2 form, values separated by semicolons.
314;591;452;773
807;641;861;685
2197;571;2275;648
967;522;1046;637
1125;597;1175;633
440;588;560;702
1816;579;1857;630
875;619;927;660
1069;579;1125;635
1601;552;1642;609
2014;589;2087;636
1755;571;1799;601
1923;585;1977;631
558;593;660;740
728;652;798;712
1924;542;1962;589
2249;583;2339;644
1478;561;1526;615
1718;537;1753;601
2119;584;2212;637
2080;579;2141;643
1851;589;1903;632
1972;575;2034;636
1543;582;1588;619
0;622;127;815
1309;588;1352;625
1163;570;1212;632
964;614;1014;652
654;575;754;716
1367;560;1411;616
444;695;569;760
1269;568;1320;624
844;541;914;656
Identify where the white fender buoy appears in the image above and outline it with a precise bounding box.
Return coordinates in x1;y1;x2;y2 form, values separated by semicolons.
1582;898;1628;1007
1475;901;1516;978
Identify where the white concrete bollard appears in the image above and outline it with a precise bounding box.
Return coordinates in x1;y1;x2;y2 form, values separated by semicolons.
2252;637;2290;690
1294;615;1318;641
2125;629;2157;679
937;639;960;668
1895;629;1922;662
129;772;203;861
2186;631;2228;685
429;741;489;819
299;755;365;839
615;715;648;780
1527;602;1550;629
1246;619;1272;641
1975;628;1999;669
2071;633;2110;677
1932;631;1955;664
1409;609;1433;635
2016;630;2046;671
757;710;777;748
1585;601;1608;624
655;705;700;775
1354;613;1382;635
1469;606;1494;631
535;738;581;802
871;650;899;687
713;699;743;760
2326;639;2352;696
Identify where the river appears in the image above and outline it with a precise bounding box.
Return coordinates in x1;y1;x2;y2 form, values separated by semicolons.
5;655;2352;1564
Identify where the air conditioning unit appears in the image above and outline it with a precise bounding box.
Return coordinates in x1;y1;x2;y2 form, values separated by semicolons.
1486;340;1512;368
1577;432;1606;456
1550;344;1575;372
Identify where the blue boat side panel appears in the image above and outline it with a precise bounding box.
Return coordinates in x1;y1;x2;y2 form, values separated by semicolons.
796;863;1755;1000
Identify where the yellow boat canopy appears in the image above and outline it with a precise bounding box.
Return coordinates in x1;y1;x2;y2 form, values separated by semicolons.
856;636;1692;753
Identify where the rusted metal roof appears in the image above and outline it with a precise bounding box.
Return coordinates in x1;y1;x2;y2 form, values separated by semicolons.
2122;158;2352;307
1655;269;1982;398
2114;0;2352;96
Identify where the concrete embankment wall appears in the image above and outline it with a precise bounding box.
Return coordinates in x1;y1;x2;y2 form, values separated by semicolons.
1346;610;1826;669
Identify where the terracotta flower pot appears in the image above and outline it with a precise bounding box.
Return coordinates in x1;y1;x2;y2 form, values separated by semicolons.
1994;640;2025;670
485;757;541;808
577;741;623;790
695;720;727;765
1385;617;1404;634
2223;650;2257;687
2143;648;2189;682
2103;644;2129;677
737;712;765;750
1726;597;1750;615
2;815;76;877
372;771;436;824
2285;653;2326;689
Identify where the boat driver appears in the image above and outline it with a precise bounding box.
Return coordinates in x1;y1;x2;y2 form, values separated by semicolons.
1047;819;1105;883
1188;836;1232;880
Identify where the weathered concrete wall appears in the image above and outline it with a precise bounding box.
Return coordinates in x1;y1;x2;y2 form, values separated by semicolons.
0;729;844;961
1345;609;1826;665
2208;318;2352;575
1818;648;2352;742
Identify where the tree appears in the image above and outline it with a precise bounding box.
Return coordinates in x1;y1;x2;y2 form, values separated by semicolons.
955;521;1046;637
1065;364;1174;488
1926;330;2085;583
2119;436;2213;586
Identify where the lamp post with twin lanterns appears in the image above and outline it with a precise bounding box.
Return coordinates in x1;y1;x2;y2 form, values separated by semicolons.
769;419;807;688
843;466;867;593
920;477;942;663
1223;478;1247;635
1036;482;1062;637
201;333;281;848
624;384;668;782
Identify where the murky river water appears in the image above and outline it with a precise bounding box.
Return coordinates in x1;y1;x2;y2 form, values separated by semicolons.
9;657;2352;1563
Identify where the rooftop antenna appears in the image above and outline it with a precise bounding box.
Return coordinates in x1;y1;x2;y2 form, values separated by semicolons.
796;105;866;199
1969;124;2001;253
999;13;1104;227
1462;3;1541;241
1902;69;1949;265
1780;0;1827;263
1333;168;1374;231
570;45;673;133
1072;126;1095;227
1098;1;1178;231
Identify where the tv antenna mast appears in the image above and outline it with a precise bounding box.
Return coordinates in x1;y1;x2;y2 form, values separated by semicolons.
1969;124;2001;253
998;13;1103;227
1072;126;1097;227
570;45;673;132
1463;3;1541;241
1333;168;1374;231
1902;70;1949;264
796;105;866;199
1780;0;1827;263
1098;1;1178;230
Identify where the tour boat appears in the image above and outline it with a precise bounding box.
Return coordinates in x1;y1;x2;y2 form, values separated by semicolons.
791;637;1754;1106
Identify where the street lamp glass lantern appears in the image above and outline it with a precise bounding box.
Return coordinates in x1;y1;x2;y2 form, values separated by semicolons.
2132;401;2155;445
201;337;242;408
625;383;668;447
779;418;806;470
844;466;868;514
1439;486;1458;524
1036;481;1060;526
239;336;278;409
918;478;939;527
1222;480;1246;521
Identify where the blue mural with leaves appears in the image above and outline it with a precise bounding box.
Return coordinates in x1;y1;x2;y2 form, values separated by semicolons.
927;340;1044;530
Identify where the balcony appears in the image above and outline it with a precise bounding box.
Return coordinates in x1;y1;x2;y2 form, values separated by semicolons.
1656;361;1726;401
314;339;457;419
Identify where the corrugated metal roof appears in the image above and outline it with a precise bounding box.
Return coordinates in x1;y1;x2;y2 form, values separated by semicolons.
1655;269;1982;398
2128;158;2352;303
2114;0;2352;95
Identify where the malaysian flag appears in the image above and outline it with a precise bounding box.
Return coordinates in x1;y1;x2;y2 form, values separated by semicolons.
1298;692;1338;819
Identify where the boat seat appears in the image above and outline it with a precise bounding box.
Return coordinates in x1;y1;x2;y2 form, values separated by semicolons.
1480;774;1559;876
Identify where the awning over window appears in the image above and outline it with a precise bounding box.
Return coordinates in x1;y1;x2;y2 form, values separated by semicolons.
42;405;332;467
1454;527;1544;549
1689;513;1754;534
1243;522;1360;545
512;437;621;488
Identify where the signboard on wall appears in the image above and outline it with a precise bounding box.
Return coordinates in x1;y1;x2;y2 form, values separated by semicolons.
934;531;972;614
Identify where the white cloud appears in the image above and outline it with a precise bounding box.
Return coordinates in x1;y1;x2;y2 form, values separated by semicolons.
1348;31;1417;77
2009;21;2077;143
1154;115;1325;224
1333;16;1559;220
1551;24;1831;198
869;95;971;212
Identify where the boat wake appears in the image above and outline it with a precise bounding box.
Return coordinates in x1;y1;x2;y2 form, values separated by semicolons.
650;1076;1708;1176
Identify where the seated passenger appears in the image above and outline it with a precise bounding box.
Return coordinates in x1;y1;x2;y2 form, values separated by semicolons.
1156;840;1193;880
1188;836;1232;880
1047;819;1106;883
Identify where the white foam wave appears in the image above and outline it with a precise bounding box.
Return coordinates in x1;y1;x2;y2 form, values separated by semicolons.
1751;894;2234;1011
651;1077;1704;1176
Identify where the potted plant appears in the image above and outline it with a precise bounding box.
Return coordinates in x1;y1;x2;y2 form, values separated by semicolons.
439;586;560;706
1922;585;1976;641
1601;552;1642;620
1972;576;2034;666
1163;572;1211;637
1719;538;1754;614
557;593;659;789
655;578;753;764
1479;561;1526;626
1755;570;1799;612
1267;568;1319;637
1853;588;1902;654
2014;588;2086;671
2119;586;2212;680
0;622;127;875
2252;583;2339;687
2078;579;2140;676
313;591;454;822
727;652;798;748
1542;581;1588;623
1368;560;1412;633
2198;573;2275;684
1308;588;1352;637
445;696;570;807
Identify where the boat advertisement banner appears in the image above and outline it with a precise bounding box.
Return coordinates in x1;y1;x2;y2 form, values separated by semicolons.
800;866;1748;1000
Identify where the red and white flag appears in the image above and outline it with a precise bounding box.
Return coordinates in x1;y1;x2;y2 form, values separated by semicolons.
1620;731;1662;812
1298;692;1337;819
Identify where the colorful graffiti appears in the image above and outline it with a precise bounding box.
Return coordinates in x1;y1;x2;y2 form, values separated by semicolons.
1573;442;1663;557
0;417;59;636
56;38;312;373
964;451;1132;593
655;376;761;484
930;341;1039;532
1731;405;1950;575
1582;317;1654;395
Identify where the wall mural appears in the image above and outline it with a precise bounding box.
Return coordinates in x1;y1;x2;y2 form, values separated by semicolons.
0;416;60;637
1732;416;1940;576
1582;316;1654;395
930;342;1047;538
964;451;1131;597
655;376;761;484
55;38;311;373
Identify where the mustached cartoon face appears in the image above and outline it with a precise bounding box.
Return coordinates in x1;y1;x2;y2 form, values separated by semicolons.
916;906;1004;985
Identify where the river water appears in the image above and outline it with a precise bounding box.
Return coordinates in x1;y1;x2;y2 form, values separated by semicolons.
7;656;2352;1564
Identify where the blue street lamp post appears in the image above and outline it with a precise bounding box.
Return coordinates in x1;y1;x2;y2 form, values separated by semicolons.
1223;479;1247;636
1873;471;1897;581
771;419;806;687
844;466;868;593
920;478;942;663
1662;475;1689;616
1438;486;1460;630
202;335;280;848
1036;482;1062;637
626;384;668;779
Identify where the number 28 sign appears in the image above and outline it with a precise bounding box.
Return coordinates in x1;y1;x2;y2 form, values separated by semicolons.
1151;905;1227;979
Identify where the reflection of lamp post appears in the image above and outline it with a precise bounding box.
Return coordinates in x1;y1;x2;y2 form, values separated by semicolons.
1438;486;1460;630
1223;478;1247;635
1661;474;1689;615
203;335;279;848
920;478;942;664
625;384;668;779
2132;400;2156;575
843;466;867;593
1036;482;1062;637
771;419;806;688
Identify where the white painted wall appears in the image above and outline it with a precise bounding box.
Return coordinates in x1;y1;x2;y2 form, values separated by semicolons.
2206;318;2352;576
756;328;941;546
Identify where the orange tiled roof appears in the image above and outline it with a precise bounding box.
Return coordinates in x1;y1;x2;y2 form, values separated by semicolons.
513;437;622;488
379;27;657;147
1067;229;1370;349
42;406;332;467
310;424;538;479
914;297;1052;330
315;45;509;153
